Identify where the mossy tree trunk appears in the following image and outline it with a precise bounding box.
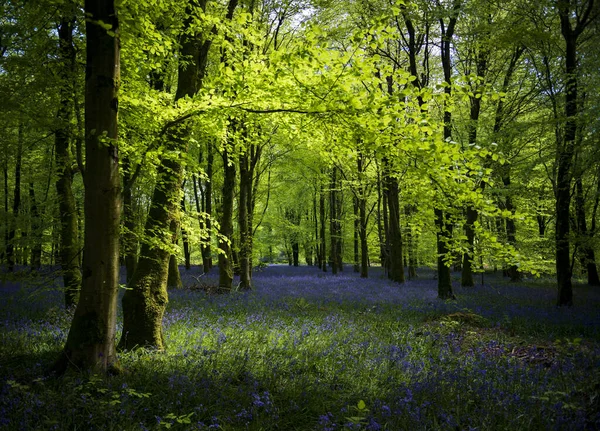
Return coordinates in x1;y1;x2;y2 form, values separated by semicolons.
55;0;121;374
119;0;213;349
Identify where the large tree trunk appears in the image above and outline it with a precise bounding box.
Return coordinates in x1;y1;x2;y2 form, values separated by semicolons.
120;0;213;349
55;0;120;374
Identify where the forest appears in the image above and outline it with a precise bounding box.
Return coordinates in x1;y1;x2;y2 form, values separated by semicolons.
1;0;599;429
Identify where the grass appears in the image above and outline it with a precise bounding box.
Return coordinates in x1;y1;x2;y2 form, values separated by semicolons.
1;265;599;430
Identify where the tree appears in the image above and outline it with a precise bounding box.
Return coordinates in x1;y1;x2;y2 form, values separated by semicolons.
555;0;596;306
54;0;121;373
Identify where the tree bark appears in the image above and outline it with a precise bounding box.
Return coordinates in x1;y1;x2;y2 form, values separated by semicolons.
385;172;404;283
120;0;212;349
238;143;252;289
6;125;22;273
54;13;82;307
319;180;327;272
122;164;137;283
436;0;461;300
575;178;600;285
29;183;42;270
329;168;339;274
55;0;120;374
219;144;236;291
181;195;191;271
555;0;594;306
353;145;369;276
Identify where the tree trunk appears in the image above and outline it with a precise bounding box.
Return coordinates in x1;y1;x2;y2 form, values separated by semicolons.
385;173;404;283
238;146;252;289
29;183;42;270
120;0;211;349
192;174;210;272
168;254;183;289
2;163;8;265
329;168;338;274
219;144;236;291
503;173;521;281
54;14;82;307
353;195;359;272
555;1;593;306
55;0;120;374
122;165;137;283
575;178;600;286
181;195;191;271
461;48;486;287
436;0;460;300
319;181;327;272
405;205;417;279
7;125;23;273
205;142;214;269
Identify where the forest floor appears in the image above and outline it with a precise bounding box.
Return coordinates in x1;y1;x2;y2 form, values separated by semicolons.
1;265;599;430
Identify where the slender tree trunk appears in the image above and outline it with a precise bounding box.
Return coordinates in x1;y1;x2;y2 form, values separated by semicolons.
353;195;359;273
193;174;211;272
2;163;8;265
461;49;486;287
329;168;338;274
405;205;417;279
29;183;42;270
238;146;252;289
181;195;191;271
54;14;81;306
575;178;600;285
436;0;461;300
319;181;327;272
381;164;391;275
219;144;236;291
7;125;23;273
205;142;214;269
55;0;121;374
359;191;368;278
122;166;137;283
503;173;521;281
